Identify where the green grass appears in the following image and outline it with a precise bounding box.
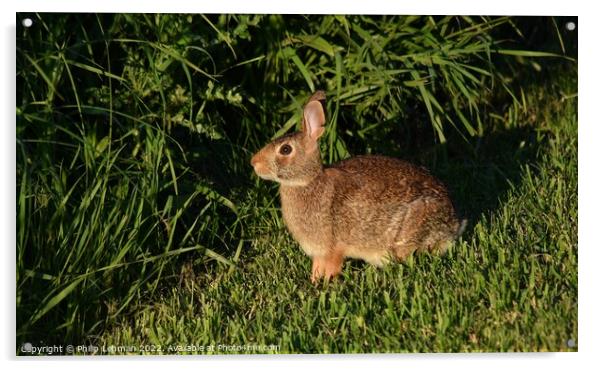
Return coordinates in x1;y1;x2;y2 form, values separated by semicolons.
95;75;577;353
16;14;577;354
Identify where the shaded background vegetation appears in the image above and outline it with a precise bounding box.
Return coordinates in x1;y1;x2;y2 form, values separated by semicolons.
16;14;576;349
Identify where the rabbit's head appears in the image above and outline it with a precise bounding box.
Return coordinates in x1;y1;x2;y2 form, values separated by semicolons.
251;91;326;186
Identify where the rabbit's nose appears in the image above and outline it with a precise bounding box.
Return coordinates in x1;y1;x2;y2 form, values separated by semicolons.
250;154;259;168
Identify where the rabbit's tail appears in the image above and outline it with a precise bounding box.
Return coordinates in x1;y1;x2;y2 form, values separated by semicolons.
455;219;468;239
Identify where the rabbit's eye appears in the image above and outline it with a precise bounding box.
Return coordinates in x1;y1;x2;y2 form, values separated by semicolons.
279;144;292;155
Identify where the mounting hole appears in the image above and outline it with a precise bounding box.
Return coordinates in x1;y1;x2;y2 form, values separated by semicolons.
566;22;576;31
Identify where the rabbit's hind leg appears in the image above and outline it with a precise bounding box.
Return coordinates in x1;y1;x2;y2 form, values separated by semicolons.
393;199;459;258
421;218;463;256
391;203;430;260
423;225;461;256
392;242;417;261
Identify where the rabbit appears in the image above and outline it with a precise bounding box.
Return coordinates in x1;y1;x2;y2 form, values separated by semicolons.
250;90;466;283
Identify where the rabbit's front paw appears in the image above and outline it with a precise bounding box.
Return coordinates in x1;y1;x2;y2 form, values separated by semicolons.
311;256;325;284
311;250;344;284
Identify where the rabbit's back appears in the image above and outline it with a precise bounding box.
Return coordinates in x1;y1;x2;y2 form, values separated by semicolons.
327;155;450;200
325;155;460;263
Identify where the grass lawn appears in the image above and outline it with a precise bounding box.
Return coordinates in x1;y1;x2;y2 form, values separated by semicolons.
95;74;577;354
16;14;577;355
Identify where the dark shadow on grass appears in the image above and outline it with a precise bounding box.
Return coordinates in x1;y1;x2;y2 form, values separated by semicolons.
427;125;542;234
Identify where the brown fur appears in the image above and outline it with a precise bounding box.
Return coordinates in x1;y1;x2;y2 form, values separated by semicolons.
251;90;464;282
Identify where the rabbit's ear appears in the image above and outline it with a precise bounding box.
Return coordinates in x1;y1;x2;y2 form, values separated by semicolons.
303;100;325;141
307;90;326;104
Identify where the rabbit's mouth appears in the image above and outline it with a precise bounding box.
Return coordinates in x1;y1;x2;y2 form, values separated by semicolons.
254;167;300;185
252;164;277;181
256;171;276;181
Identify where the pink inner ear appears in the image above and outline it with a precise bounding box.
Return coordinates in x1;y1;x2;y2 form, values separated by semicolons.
304;101;325;141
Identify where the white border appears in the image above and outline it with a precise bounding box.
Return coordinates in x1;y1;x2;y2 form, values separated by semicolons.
3;1;597;369
11;0;580;15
